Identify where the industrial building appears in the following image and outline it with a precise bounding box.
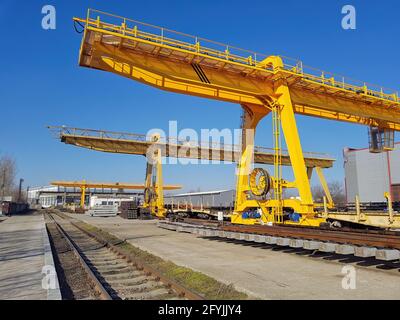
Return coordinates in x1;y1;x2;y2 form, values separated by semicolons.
28;185;142;208
344;142;400;203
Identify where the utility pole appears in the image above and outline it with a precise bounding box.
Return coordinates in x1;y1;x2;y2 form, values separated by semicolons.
18;178;24;203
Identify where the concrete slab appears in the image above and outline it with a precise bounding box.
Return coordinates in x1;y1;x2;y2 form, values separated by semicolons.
336;245;355;255
198;229;207;236
0;212;61;300
303;240;321;250
235;233;243;240
376;249;400;261
254;235;267;243
226;232;235;239
289;239;304;248
247;234;256;242
239;233;249;241
205;229;216;237
277;237;290;246
216;230;225;237
67;214;400;300
265;236;278;245
319;242;338;253
354;247;377;258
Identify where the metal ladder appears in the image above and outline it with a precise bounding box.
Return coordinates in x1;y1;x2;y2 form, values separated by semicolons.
272;105;283;223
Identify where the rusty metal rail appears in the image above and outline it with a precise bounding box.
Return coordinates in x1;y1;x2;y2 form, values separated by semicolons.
46;213;112;299
181;218;400;250
49;211;204;300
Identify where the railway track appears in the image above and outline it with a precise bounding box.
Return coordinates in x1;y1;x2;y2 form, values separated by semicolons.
160;218;400;261
46;211;204;300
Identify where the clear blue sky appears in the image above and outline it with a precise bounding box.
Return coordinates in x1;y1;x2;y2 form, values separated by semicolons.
0;0;399;192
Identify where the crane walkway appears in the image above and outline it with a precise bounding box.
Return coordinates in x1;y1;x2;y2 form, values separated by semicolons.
49;126;335;169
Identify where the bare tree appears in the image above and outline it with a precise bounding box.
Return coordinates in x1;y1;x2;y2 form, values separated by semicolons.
311;185;324;202
312;180;346;205
329;181;346;204
0;155;17;200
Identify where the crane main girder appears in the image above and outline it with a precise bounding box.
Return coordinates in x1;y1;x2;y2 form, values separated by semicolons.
74;10;400;131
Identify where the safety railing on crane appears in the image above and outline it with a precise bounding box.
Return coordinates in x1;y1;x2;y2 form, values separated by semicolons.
48;125;334;160
77;9;399;104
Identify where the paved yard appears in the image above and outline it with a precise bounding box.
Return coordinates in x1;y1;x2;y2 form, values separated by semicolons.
69;214;400;299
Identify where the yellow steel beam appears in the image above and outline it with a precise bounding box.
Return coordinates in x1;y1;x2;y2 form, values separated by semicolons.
73;12;400;131
315;167;334;206
51;180;181;190
52;128;335;169
327;211;400;229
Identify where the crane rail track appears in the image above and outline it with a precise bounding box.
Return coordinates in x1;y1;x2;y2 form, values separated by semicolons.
45;211;204;300
179;218;400;249
160;218;400;262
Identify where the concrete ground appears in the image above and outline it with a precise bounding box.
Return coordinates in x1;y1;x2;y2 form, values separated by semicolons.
69;213;400;300
0;212;61;300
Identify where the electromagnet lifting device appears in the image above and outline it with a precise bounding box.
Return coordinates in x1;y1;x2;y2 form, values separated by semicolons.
71;9;400;228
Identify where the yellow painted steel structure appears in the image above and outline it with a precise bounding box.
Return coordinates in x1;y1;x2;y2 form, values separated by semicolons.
49;125;335;211
72;9;400;227
142;134;169;218
51;180;181;211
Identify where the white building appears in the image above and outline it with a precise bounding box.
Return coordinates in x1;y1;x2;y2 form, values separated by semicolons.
28;185;142;208
344;142;400;203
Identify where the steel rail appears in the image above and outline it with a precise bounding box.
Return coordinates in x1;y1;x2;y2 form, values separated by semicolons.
181;218;400;250
46;213;112;300
52;211;205;300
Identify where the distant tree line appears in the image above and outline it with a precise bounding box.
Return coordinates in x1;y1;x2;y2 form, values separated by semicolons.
312;181;346;205
283;180;346;205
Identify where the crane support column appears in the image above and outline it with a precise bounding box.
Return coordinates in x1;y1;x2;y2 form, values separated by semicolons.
315;167;334;207
144;134;167;218
80;186;86;208
275;82;314;214
234;104;269;214
155;141;165;218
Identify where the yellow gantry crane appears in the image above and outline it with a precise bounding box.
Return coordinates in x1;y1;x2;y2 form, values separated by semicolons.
72;9;400;227
49;125;336;210
51;178;181;217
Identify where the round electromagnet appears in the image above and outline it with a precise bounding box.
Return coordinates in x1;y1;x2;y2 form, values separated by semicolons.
249;168;271;197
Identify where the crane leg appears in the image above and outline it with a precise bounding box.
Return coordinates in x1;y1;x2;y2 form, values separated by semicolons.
276;82;314;215
232;104;269;223
144;134;166;218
